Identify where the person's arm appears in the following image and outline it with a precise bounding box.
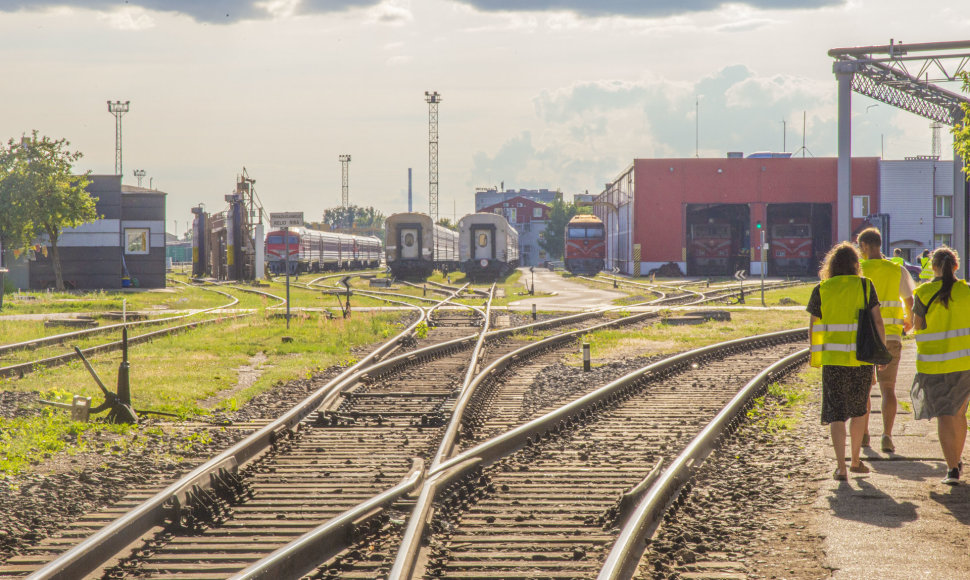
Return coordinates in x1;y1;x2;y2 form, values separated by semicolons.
872;303;887;344
900;267;916;333
809;315;820;367
903;296;915;333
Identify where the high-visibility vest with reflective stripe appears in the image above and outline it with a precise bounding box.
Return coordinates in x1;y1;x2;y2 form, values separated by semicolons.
890;256;905;267
920;256;934;280
861;258;905;338
914;280;970;374
810;275;871;367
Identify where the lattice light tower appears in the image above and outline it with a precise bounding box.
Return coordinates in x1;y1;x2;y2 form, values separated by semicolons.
107;100;130;176
133;169;146;187
425;91;441;222
339;154;351;208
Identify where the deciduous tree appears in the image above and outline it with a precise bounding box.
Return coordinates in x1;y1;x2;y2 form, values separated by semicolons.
15;132;96;290
0;141;35;268
953;72;970;179
539;199;577;260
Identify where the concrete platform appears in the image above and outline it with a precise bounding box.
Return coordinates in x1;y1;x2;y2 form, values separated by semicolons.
813;339;970;578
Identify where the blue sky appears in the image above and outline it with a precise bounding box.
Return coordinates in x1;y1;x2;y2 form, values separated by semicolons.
0;0;966;231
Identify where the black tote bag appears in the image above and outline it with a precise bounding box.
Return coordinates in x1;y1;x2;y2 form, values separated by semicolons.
856;278;893;365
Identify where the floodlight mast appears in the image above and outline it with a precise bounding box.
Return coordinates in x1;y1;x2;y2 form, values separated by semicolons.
132;169;146;188
339;154;351;208
425;91;440;222
107;100;130;177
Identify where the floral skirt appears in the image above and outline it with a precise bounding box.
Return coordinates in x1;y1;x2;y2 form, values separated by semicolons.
821;364;873;424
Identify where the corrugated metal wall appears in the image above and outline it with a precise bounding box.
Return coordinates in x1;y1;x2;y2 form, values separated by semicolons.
879;159;954;256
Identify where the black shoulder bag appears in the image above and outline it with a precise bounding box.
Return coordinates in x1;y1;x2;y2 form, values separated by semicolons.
856;278;893;365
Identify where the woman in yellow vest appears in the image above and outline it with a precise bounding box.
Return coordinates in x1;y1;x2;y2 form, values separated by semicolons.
919;249;934;281
911;246;970;485
808;242;885;480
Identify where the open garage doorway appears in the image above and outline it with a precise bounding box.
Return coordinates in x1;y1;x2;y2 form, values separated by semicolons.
686;204;751;277
766;203;832;277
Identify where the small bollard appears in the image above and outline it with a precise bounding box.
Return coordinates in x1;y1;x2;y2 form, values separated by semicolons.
582;342;591;372
423;284;427;296
531;303;537;321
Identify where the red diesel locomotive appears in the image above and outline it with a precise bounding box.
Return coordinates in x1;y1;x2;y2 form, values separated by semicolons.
564;214;606;275
770;219;813;275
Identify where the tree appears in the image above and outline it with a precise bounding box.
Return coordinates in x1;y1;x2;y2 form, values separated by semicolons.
321;205;385;230
14;132;96;290
435;217;457;231
0;141;35;268
953;72;970;180
539;199;578;260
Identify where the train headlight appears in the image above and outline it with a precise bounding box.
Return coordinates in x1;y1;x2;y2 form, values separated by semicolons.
479;259;489;268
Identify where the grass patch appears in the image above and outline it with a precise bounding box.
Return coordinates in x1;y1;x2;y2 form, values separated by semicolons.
1;311;404;418
759;282;816;306
746;366;817;432
578;310;806;363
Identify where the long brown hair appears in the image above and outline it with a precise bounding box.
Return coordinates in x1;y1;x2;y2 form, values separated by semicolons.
819;242;861;280
931;246;959;308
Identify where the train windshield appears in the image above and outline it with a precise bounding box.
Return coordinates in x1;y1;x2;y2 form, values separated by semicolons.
568;226;604;239
772;224;810;238
692;224;730;238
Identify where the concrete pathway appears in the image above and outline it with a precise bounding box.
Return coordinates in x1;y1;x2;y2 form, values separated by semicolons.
814;339;970;578
508;268;625;310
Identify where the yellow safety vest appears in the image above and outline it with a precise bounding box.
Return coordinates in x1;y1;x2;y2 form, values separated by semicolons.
920;256;934;280
889;256;904;267
810;275;872;367
860;258;905;339
914;280;970;374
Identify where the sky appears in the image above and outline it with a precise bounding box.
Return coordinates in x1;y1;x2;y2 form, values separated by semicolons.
1;0;968;235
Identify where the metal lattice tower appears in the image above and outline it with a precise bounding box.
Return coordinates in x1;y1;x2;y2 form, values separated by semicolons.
133;169;146;187
339;154;351;208
107;100;130;176
425;91;441;221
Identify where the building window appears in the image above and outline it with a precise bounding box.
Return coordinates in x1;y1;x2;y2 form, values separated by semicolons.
935;234;952;247
125;228;150;254
852;195;869;218
936;195;953;218
517;203;523;208
533;207;542;218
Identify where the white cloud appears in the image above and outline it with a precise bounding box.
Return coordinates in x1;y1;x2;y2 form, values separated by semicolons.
366;0;413;25
97;7;156;30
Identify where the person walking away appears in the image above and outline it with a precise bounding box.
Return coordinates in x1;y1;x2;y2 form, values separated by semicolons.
890;248;905;267
911;246;970;485
920;249;934;281
858;228;915;453
808;242;885;480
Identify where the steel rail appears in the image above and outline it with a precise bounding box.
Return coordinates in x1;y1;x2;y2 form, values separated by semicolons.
597;347;810;580
388;327;806;579
25;291;435;580
0;283;240;357
222;295;661;580
229;459;426;580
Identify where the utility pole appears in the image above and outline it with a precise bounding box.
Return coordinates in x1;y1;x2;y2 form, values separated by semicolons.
339;154;351;208
107;100;130;176
425;91;441;222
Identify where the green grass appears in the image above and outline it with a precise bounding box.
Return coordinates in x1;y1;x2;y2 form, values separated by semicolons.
0;284;242;315
577;310;807;363
759;283;816;306
746;366;817;432
1;311;404;418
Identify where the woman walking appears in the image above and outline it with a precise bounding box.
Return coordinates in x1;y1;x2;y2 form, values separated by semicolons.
808;242;885;480
911;246;970;485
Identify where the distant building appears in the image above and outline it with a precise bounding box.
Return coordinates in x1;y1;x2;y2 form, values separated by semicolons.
478;196;551;266
26;176;167;289
474;187;561;212
573;193;594;209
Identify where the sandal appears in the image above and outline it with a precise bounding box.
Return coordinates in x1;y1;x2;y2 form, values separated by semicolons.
833;469;848;481
849;463;870;474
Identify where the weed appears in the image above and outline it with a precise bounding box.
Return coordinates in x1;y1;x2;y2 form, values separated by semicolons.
414;321;429;339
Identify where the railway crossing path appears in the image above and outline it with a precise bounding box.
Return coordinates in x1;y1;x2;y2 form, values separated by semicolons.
508;267;625;310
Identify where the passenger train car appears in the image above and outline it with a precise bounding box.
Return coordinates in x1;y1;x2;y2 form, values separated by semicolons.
564;214;605;275
265;227;381;275
385;212;459;278
770;219;813;276
458;213;520;280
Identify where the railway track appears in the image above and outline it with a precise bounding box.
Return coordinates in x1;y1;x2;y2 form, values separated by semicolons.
4;274;806;579
6;285;640;579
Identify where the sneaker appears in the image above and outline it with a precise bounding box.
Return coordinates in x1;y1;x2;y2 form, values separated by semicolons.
942;467;960;485
861;433;871;448
881;434;895;453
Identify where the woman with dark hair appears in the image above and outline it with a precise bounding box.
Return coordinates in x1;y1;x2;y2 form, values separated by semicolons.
911;246;970;485
808;241;885;480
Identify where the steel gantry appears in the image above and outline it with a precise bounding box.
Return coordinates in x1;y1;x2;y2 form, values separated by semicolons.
830;39;970;275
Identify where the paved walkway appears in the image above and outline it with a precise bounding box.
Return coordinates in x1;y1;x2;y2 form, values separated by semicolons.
814;339;970;578
508;268;625;310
